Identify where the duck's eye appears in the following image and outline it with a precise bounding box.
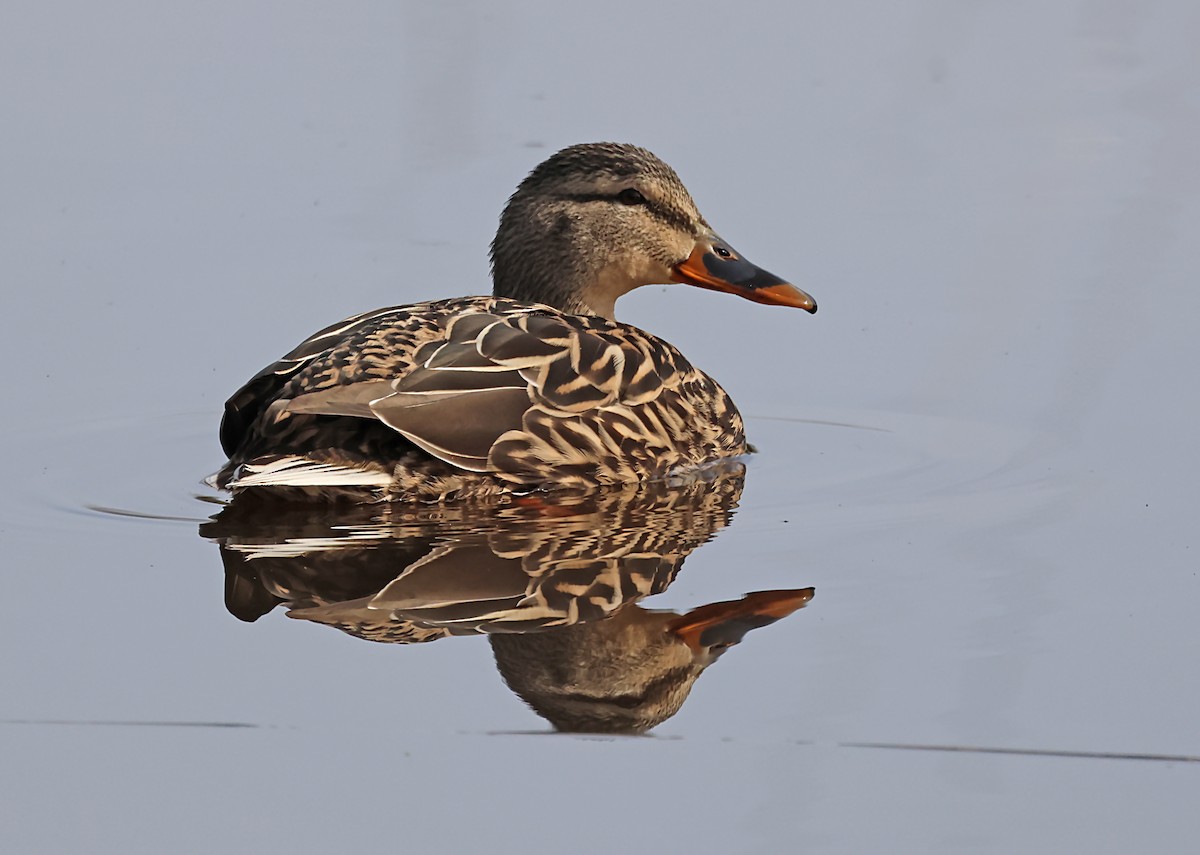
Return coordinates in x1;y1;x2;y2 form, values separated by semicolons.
617;188;647;206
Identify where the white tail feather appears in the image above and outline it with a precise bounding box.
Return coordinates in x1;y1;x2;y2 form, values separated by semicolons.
228;456;393;488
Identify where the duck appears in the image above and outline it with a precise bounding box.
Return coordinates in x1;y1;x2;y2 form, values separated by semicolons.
212;142;816;501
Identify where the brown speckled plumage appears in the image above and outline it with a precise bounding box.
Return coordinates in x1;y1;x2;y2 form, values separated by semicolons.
213;143;815;501
207;461;749;639
204;462;814;732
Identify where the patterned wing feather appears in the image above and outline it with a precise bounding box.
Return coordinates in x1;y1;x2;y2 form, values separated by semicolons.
371;385;532;472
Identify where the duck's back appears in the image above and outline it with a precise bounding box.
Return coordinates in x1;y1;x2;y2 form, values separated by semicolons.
216;297;747;500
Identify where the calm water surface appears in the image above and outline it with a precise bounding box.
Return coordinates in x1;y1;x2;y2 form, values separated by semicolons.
3;2;1198;853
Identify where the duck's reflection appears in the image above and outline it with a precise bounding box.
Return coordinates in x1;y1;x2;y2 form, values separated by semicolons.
200;462;813;733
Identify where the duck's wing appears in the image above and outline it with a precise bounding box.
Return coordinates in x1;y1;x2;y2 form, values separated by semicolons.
362;309;695;484
250;308;537;474
219;305;418;457
222;298;735;489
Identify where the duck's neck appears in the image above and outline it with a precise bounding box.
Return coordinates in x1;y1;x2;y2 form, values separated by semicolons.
490;199;619;320
493;268;610;318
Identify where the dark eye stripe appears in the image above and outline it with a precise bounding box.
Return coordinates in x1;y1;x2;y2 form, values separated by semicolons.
559;191;630;205
557;192;694;233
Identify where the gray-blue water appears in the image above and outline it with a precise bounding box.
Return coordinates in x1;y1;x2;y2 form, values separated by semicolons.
3;2;1198;852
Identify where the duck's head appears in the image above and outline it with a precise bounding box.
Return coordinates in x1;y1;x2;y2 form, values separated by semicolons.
490;142;817;320
490;588;815;733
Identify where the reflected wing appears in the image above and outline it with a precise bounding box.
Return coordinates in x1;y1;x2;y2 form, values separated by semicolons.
203;462;747;639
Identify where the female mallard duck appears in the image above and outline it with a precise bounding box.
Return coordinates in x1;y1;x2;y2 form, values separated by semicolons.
213;142;816;501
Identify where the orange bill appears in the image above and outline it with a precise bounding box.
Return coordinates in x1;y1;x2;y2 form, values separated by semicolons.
667;587;815;652
671;236;817;312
